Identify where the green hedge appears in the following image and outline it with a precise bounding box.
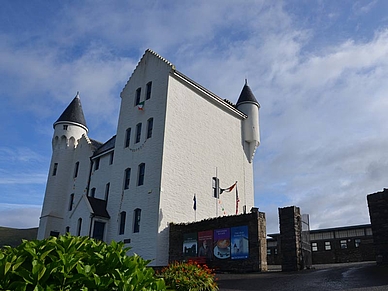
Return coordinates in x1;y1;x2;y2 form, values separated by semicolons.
0;234;165;291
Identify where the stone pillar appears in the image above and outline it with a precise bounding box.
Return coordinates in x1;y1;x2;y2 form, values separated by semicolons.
257;211;268;271
279;206;302;271
367;189;388;265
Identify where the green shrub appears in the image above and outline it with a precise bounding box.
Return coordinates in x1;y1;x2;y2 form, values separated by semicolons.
161;261;218;291
0;234;165;291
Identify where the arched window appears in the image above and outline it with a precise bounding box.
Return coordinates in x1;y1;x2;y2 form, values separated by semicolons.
133;208;141;233
137;163;145;186
77;218;82;236
135;123;142;143
147;118;153;139
146;82;152;100
90;188;96;198
119;211;126;235
124;168;131;190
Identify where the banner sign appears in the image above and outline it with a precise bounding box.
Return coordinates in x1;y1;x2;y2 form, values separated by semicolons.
213;228;230;259
183;233;197;257
231;225;249;259
198;230;213;259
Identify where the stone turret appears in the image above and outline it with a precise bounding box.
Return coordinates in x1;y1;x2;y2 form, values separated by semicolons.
236;80;260;163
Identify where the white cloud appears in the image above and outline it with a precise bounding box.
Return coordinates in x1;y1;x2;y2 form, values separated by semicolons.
0;204;41;229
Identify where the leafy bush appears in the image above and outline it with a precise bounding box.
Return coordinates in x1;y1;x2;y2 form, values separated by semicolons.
161;261;218;291
0;234;165;291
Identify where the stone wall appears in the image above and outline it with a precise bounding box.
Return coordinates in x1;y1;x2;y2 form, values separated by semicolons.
278;206;303;271
367;189;388;265
169;210;267;272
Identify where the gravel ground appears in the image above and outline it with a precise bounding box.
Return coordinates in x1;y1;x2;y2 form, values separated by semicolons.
216;261;388;291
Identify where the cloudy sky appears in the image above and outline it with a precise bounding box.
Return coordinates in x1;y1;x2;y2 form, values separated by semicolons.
1;0;388;233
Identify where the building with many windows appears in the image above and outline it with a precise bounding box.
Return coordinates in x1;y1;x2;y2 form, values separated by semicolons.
267;224;375;265
37;49;261;266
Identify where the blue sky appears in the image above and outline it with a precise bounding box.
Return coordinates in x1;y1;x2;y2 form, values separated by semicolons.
1;0;388;233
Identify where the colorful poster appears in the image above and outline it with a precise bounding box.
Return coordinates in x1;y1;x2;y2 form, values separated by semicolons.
198;230;213;259
183;233;197;257
231;226;249;259
213;228;230;259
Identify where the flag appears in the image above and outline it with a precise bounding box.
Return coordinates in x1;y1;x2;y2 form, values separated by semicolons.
220;181;237;194
138;101;145;110
193;194;197;211
235;183;240;215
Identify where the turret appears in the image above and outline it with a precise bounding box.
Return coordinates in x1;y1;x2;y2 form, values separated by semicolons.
235;80;260;163
38;93;88;239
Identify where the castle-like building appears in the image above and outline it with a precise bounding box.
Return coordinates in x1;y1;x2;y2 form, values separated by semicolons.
37;49;260;266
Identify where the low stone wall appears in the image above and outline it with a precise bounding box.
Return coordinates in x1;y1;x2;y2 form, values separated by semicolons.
169;210;267;272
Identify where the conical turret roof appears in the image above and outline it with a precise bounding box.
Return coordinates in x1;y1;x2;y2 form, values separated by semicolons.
54;92;87;129
236;80;260;107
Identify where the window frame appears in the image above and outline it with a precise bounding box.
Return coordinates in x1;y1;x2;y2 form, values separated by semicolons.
146;118;153;139
135;87;141;106
119;211;126;235
137;163;145;186
125;128;131;148
135;123;142;143
124;168;131;190
133;208;141;233
146;81;152;100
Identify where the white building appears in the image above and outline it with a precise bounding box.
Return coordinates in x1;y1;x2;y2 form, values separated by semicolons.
37;49;261;266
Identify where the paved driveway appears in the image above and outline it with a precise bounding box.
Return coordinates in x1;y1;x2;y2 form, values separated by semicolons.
217;262;388;291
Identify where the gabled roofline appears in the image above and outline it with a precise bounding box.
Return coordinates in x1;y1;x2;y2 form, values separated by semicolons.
172;70;247;119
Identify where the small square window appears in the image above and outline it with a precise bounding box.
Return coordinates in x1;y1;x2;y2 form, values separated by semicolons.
325;241;331;251
63;125;68;130
355;239;361;248
312;242;318;252
340;240;347;249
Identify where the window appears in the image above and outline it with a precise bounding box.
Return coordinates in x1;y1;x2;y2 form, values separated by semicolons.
109;152;114;164
124;168;131;189
105;183;110;201
135;123;142;143
63;125;68;130
90;188;96;198
133;208;141;233
50;231;60;237
93;221;105;241
94;158;100;171
274;248;278;255
137;163;145;186
147;118;153;139
119;211;126;235
355;239;361;248
340;240;347;249
74;162;79;178
135;87;141;106
125;128;131;147
68;193;74;211
146;82;152;100
65;226;70;233
77;218;82;236
312;242;318;252
325;241;331;251
267;249;271;255
53;163;58;176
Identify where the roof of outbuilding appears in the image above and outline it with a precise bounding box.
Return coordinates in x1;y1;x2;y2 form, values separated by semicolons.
54;92;87;129
236;81;260;107
87;196;110;218
93;135;116;157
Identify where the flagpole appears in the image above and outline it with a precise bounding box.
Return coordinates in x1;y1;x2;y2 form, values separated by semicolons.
216;167;218;217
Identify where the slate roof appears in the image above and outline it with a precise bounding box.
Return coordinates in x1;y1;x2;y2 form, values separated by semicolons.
54;93;87;128
93;135;116;157
87;196;110;218
236;81;260;107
